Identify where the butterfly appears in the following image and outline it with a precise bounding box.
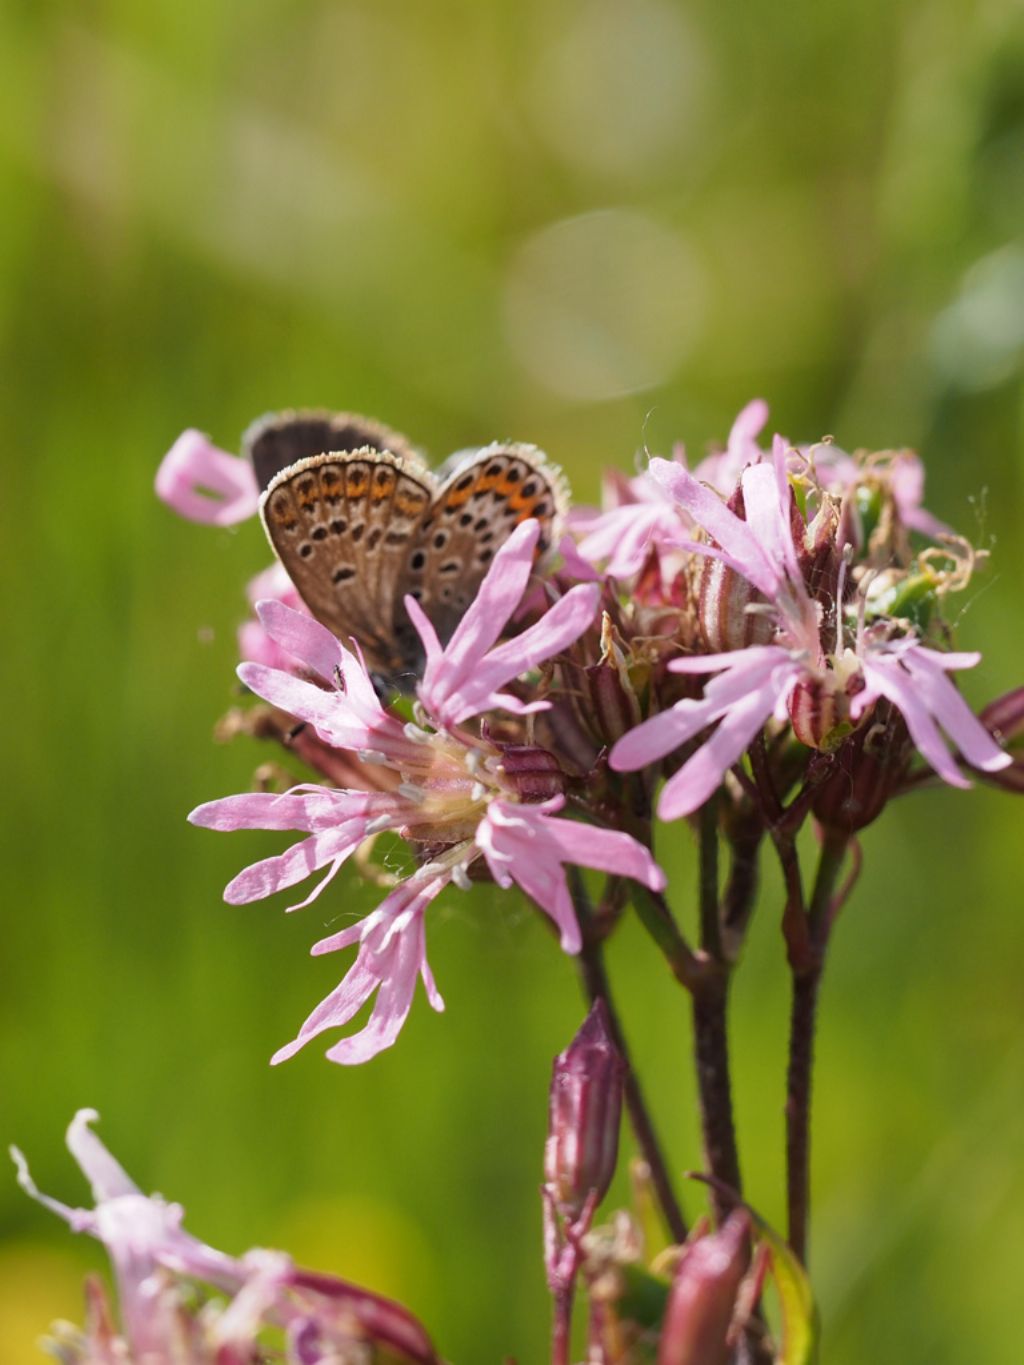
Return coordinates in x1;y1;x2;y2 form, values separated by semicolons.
246;410;568;682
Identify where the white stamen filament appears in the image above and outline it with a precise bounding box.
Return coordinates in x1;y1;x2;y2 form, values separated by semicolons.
364;814;398;836
403;721;433;744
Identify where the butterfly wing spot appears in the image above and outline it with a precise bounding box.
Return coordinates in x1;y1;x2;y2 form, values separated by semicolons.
267;493;299;531
299;544;313;559
409;550;427;571
439;561;461;576
332;566;356;584
432;531;448;549
367;528;383;552
296;477;318;508
321;468;344;503
330;518;348;535
351;524;365;543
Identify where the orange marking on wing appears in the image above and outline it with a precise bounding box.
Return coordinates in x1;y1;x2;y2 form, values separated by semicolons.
472;472;503;498
395;491;428;517
445;485;474;509
371;468;397;501
345;468;370;498
508;489;543;514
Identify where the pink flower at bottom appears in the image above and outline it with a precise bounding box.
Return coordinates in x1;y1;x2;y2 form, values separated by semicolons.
12;1111;441;1364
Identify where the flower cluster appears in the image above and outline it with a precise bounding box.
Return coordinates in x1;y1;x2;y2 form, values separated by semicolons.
157;403;1017;1069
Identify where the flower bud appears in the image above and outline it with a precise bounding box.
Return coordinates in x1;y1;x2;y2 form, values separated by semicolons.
657;1210;751;1365
976;687;1024;793
544;1000;625;1218
497;743;566;801
694;487;776;652
787;675;854;752
582;613;643;746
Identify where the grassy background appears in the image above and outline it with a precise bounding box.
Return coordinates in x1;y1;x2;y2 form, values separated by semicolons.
2;1;1024;1360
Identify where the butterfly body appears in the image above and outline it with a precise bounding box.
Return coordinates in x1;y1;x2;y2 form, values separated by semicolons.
252;412;567;680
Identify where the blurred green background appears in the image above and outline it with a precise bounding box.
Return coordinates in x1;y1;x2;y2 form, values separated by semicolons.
3;0;1024;1360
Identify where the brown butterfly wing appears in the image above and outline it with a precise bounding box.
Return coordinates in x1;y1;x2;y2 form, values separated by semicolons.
398;443;567;648
245;410;421;494
261;449;436;674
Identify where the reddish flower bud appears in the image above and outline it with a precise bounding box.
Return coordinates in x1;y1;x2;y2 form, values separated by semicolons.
976;687;1024;793
657;1210;751;1365
695;486;776;652
787;676;854;752
545;1000;625;1218
497;743;567;802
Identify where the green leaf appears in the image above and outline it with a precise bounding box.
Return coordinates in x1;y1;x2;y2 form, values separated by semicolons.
758;1223;819;1365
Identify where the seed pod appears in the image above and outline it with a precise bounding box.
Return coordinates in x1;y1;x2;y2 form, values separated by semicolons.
812;700;911;833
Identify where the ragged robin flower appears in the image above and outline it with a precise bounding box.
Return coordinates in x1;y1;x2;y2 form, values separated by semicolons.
610;442;1011;821
190;520;666;1064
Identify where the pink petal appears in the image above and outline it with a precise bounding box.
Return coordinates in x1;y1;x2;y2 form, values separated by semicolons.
403;593;444;670
189;789;378;834
900;648;1011;773
741;456;800;585
155;430;260;526
223;823;370;905
859;656;969;788
648;458;778;596
271;877;447;1067
658;671;795;820
254;600;346;683
432;582;599;725
421;520;539;706
727;397;769;454
612;647;791;772
531;814;666;892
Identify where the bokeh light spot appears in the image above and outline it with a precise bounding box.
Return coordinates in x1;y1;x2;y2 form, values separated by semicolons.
502;208;706;401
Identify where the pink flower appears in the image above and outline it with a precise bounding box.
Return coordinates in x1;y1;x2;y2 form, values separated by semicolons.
12;1111;441;1363
155;429;260;526
191;522;664;1063
610;447;1010;821
805;441;951;542
408;520;601;726
571;400;771;580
